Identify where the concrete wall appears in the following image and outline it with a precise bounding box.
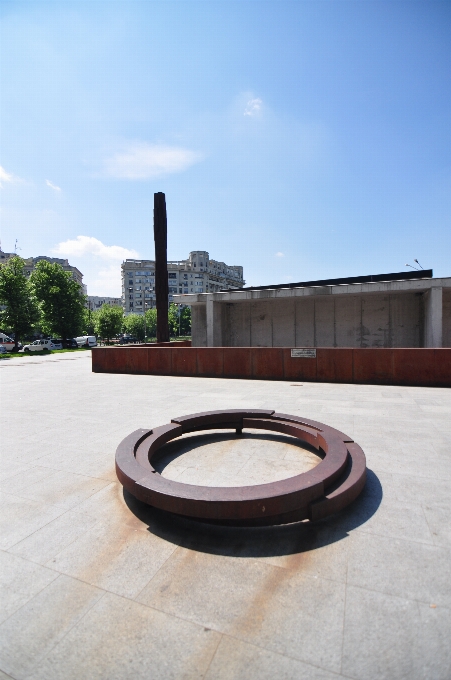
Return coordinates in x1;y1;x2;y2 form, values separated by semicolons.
442;289;451;347
212;292;422;348
191;304;207;347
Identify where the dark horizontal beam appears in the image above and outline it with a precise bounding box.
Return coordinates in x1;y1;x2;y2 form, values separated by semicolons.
221;269;433;293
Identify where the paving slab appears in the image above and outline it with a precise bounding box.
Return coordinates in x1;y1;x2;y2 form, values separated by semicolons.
0;575;104;679
0;353;450;679
204;636;339;680
28;591;221;680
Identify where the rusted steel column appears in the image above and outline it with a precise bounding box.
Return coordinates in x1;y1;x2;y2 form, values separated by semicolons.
154;192;169;342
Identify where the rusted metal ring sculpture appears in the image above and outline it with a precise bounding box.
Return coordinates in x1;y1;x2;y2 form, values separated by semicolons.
116;409;366;526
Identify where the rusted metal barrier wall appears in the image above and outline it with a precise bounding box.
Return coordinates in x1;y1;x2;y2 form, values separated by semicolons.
91;346;451;387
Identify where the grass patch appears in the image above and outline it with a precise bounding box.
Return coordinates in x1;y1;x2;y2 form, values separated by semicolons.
0;347;90;359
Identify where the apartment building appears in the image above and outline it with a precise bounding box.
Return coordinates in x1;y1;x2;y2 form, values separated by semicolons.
121;250;244;314
24;256;83;286
0;250;84;288
86;296;122;310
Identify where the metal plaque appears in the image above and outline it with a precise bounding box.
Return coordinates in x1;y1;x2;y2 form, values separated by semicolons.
291;348;316;358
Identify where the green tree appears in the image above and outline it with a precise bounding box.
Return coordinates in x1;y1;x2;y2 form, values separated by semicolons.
123;309;158;341
180;305;191;336
95;304;123;343
168;303;179;337
83;306;97;336
144;308;157;339
0;256;40;351
166;304;191;337
31;260;86;340
123;313;145;341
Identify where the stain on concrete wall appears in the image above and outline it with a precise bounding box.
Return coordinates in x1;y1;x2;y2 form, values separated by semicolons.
272;299;296;347
192;304;207;347
226;301;251;347
443;289;451;347
218;292;423;348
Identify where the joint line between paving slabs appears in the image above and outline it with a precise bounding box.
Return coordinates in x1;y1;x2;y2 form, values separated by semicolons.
29;584;109;676
213;631;350;679
347;524;438;549
201;631;224;678
132;543;182;601
420;503;437;544
339;551;349;675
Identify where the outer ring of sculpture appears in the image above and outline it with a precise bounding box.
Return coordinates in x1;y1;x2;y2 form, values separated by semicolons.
115;409;367;526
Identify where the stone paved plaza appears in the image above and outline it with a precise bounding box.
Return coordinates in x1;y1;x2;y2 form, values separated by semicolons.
0;352;450;679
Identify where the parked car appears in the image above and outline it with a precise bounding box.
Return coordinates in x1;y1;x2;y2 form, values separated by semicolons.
0;333;22;351
54;338;78;349
0;344;9;354
21;339;62;352
118;336;138;344
75;335;97;348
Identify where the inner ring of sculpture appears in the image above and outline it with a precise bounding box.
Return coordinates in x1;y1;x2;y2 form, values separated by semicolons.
115;409;367;526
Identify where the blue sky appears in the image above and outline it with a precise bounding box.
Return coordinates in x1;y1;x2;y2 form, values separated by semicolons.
1;0;450;295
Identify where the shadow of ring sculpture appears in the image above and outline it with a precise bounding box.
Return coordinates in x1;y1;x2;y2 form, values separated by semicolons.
116;410;367;526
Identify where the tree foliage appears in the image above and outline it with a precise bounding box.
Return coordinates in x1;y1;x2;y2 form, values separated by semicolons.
122;306;191;341
179;305;191;336
31;260;86;340
123;313;145;341
0;256;40;350
144;308;157;338
83;306;97;336
168;304;191;337
95;304;124;343
122;309;158;341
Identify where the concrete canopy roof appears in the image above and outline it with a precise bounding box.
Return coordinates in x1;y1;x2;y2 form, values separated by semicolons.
175;276;451;305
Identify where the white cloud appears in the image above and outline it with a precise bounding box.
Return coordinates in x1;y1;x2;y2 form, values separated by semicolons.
0;165;23;188
52;236;139;296
275;251;284;258
46;180;61;192
52;235;138;261
103;142;203;180
90;264;124;298
244;98;263;117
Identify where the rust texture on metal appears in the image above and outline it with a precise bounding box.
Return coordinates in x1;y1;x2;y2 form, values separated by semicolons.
116;409;367;526
153;192;169;343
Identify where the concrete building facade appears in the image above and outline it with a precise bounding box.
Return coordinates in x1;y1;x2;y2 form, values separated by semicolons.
23;256;83;287
86;296;122;310
122;251;244;314
0;250;84;288
177;273;451;348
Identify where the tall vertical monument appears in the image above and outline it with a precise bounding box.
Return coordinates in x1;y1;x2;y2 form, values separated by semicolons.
153;192;169;342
